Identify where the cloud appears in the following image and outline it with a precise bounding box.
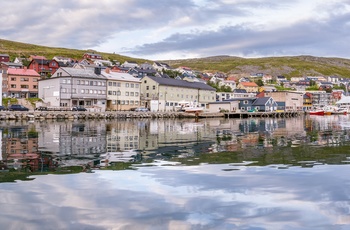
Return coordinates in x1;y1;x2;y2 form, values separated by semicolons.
1;0;350;59
126;8;350;59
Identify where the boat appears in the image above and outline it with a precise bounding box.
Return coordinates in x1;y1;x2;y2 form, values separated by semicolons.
184;106;204;113
308;109;325;116
176;100;205;113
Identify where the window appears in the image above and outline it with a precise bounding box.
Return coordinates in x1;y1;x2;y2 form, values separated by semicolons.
11;77;16;81
108;91;112;95
77;80;80;85
109;82;113;86
131;83;134;88
81;89;85;93
130;92;134;96
135;92;139;96
243;100;248;104
135;84;139;88
146;86;149;90
21;85;29;88
126;83;129;88
33;85;38;89
20;78;29;81
153;86;156;90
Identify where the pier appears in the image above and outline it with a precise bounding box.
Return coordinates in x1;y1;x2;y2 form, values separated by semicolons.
224;111;302;119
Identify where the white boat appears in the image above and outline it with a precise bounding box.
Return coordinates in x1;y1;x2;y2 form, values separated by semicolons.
176;101;204;113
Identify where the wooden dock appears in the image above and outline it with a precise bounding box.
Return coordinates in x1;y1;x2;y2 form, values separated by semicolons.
224;111;302;119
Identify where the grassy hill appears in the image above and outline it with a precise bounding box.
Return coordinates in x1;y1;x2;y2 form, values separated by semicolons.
0;38;148;64
162;55;350;79
1;38;350;79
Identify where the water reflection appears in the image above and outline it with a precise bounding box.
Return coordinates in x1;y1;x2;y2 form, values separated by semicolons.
0;115;350;175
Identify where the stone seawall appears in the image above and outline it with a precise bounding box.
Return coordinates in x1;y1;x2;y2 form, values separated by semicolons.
0;111;202;121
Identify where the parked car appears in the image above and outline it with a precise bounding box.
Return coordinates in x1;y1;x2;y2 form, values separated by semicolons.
135;107;149;112
0;105;6;111
8;104;29;111
72;106;87;111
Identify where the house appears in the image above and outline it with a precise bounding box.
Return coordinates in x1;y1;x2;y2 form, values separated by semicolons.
128;67;157;78
0;54;10;62
236;81;259;93
83;53;102;60
264;91;304;111
221;79;236;91
53;56;73;64
38;66;107;111
239;97;277;112
152;62;171;71
207;100;240;113
262;74;273;84
27;58;60;77
122;61;139;69
7;68;40;98
140;76;216;112
252;97;278;112
102;68;141;111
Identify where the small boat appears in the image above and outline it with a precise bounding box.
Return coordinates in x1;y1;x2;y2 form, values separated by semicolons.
308;109;324;116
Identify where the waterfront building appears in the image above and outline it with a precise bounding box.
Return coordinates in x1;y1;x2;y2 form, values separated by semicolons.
6;68;40;98
102;68;141;111
38;66;107;111
264;91;304;111
140;76;216;112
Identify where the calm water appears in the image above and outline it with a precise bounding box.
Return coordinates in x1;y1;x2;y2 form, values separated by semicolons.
0;115;350;230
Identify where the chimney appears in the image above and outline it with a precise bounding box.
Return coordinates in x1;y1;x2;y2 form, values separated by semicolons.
105;68;110;74
94;67;101;75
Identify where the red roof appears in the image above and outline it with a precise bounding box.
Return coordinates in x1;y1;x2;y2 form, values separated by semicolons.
8;68;40;76
241;82;258;87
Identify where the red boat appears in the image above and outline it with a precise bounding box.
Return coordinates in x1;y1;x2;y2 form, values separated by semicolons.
308;110;325;116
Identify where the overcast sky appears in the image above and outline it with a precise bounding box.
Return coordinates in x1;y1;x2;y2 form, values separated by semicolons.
1;0;350;60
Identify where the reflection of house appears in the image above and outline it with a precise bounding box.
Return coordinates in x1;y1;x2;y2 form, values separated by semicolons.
102;68;141;111
7;68;40;98
140;76;216;112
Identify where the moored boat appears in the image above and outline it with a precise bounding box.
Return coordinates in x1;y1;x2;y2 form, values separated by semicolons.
308;109;325;116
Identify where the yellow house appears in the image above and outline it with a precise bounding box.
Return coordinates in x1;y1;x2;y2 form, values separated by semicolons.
237;82;259;93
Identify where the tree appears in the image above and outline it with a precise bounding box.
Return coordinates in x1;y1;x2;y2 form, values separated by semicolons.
255;79;264;87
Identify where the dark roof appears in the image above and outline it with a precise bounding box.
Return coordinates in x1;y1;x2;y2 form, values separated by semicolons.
233;89;247;93
33;59;50;65
252;97;271;106
146;76;216;91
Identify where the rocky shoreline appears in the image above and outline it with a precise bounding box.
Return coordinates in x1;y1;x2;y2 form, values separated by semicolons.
0;111;221;121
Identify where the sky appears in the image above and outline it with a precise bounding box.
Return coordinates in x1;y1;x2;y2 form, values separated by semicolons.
1;0;350;60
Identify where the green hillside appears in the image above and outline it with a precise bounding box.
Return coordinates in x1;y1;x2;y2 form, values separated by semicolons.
0;38;148;64
162;55;350;79
1;38;350;79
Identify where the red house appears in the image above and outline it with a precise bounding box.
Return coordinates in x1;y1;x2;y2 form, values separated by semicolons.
83;53;102;60
28;58;60;78
0;54;10;62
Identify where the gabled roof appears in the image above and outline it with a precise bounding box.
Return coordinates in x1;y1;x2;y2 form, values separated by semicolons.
55;67;106;79
145;76;215;91
7;68;40;76
252;97;272;106
240;82;258;87
102;71;139;82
